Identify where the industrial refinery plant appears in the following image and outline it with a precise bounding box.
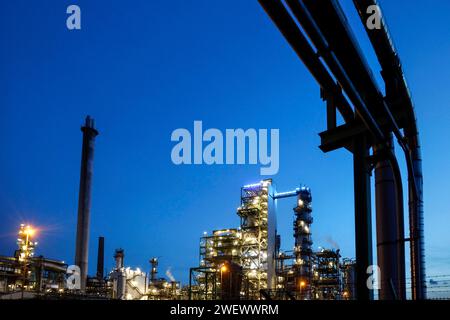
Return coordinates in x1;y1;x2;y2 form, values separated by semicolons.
4;0;450;304
189;180;355;300
0;176;355;300
0;117;354;300
0;116;353;300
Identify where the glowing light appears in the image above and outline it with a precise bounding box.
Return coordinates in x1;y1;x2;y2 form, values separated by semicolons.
17;224;37;262
243;183;261;189
300;281;306;288
220;265;227;273
23;226;36;236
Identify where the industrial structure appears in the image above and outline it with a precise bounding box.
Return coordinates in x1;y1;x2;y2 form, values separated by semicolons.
189;180;356;300
75;116;99;292
0;0;430;301
0;116;187;300
0;226;185;300
0;225;67;299
1;178;355;301
258;0;426;300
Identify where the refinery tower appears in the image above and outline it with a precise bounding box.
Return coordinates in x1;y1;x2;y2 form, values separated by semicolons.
188;179;345;300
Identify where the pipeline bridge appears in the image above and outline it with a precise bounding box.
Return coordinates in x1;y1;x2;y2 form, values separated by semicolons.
258;0;426;300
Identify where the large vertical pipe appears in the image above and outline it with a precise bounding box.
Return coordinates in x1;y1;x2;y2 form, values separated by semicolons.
374;137;405;300
388;151;407;300
353;134;373;300
96;236;105;279
352;0;426;299
75;116;99;291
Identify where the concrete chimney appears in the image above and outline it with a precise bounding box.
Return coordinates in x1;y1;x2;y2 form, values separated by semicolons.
75;116;99;291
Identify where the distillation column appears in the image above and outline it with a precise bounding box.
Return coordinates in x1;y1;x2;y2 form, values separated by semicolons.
237;180;275;298
74;116;99;291
293;187;313;299
150;258;158;283
111;249;126;299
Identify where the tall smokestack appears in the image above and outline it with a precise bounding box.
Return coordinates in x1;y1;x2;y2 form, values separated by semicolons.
96;236;105;279
75;116;99;291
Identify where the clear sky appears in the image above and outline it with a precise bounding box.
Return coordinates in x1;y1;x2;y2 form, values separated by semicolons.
1;0;450;297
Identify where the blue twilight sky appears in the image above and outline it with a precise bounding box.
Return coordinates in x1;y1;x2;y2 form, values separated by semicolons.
1;0;450;296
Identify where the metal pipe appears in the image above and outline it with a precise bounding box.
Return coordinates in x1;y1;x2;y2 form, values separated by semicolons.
289;0;411;299
285;0;385;143
352;0;414;113
74;116;99;292
257;0;354;123
374;138;406;300
375;144;397;300
408;142;426;299
287;0;413;150
297;0;408;151
352;0;426;300
386;148;406;300
283;2;406;299
301;0;385;120
273;189;300;200
258;0;415;300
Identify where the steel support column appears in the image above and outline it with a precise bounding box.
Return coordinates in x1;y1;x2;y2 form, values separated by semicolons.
409;140;426;299
353;134;373;300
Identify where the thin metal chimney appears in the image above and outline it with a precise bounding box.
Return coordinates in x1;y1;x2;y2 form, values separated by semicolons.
96;236;105;279
114;249;125;270
74;116;99;291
